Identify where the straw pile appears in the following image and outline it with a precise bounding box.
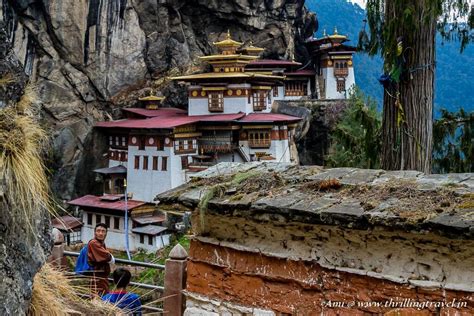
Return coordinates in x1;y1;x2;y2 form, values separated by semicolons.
28;264;121;316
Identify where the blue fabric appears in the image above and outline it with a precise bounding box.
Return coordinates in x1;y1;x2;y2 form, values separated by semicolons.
74;245;91;274
102;291;142;315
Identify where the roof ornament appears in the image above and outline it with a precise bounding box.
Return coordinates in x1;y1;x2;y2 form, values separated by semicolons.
227;29;231;40
323;29;327;37
334;26;338;35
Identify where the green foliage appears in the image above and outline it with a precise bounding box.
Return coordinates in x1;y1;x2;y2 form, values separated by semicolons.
114;235;191;287
433;108;474;173
360;0;473;69
306;0;474;114
325;88;381;168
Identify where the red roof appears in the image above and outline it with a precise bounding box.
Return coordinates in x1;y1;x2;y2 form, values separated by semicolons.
68;195;147;212
96;109;301;129
248;59;302;66
96;115;199;129
285;70;316;76
123;108;186;118
194;113;246;122
52;215;83;231
239;113;302;123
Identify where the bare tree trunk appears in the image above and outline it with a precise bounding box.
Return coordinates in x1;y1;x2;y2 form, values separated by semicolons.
381;0;435;173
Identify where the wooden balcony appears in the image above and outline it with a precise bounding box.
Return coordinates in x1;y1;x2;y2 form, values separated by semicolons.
334;68;349;76
248;139;271;148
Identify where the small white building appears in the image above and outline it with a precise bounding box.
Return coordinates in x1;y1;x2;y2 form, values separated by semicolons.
68;194;170;252
305;28;356;99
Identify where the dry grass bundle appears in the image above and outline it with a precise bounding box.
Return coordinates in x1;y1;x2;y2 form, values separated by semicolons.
29;263;120;316
0;86;51;227
303;178;342;192
0;73;15;86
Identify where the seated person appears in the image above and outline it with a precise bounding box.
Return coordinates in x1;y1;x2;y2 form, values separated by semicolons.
102;268;142;315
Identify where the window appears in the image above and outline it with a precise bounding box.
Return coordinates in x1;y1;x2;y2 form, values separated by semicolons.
134;156;140;169
248;130;271;148
143;156;148;170
96;214;101;225
138;136;146;150
121;136;126;147
179;140;184;151
104;216;110;228
153;156;158;170
148;235;153;245
337;79;346;92
181;156;189;169
114;217;120;230
252;91;267;111
87;213;93;225
156;138;164;151
109;136;113;145
208;92;223;112
187;139;194;150
284;82;306;96
140;234;144;244
334;61;349;76
162;156;168;171
68;231;81;245
273;87;279;97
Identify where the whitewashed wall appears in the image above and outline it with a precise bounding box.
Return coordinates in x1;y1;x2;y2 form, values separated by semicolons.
323;67;355;99
126;145;173;202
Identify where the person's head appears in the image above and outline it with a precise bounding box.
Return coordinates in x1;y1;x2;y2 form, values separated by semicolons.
94;223;108;241
113;268;131;289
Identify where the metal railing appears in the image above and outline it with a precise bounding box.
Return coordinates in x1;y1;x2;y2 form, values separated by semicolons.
50;231;188;315
64;251;165;292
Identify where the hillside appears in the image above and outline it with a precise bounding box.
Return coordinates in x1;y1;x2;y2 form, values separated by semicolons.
306;0;474;115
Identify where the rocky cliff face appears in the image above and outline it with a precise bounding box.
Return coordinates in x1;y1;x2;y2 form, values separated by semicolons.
1;0;316;201
0;22;51;314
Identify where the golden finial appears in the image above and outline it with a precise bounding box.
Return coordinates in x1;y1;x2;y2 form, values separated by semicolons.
323;29;327;37
227;29;231;39
149;88;154;96
334;26;338;35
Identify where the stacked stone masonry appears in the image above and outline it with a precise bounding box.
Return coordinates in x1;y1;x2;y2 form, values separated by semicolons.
156;162;474;315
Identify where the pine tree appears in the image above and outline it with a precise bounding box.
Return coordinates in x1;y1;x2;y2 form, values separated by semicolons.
359;0;473;173
326;88;381;169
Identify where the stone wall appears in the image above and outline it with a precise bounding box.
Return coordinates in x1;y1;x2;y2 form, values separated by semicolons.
157;162;474;315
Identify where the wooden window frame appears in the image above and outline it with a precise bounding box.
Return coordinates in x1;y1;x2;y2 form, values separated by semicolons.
87;213;93;226
208;92;224;112
140;234;144;244
134;156;140;169
114;217;120;230
162;156;168;171
336;79;346;92
152;156;158;170
248;130;271;148
156;138;164;151
252;91;267;111
143;156;149;170
148;235;153;245
104;216;110;228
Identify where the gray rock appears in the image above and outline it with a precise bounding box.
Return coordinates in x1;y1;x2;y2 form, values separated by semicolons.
339;169;385;185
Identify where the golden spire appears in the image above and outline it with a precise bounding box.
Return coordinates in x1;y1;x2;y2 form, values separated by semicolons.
323;29;327;37
227;29;231;40
334;26;338;35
